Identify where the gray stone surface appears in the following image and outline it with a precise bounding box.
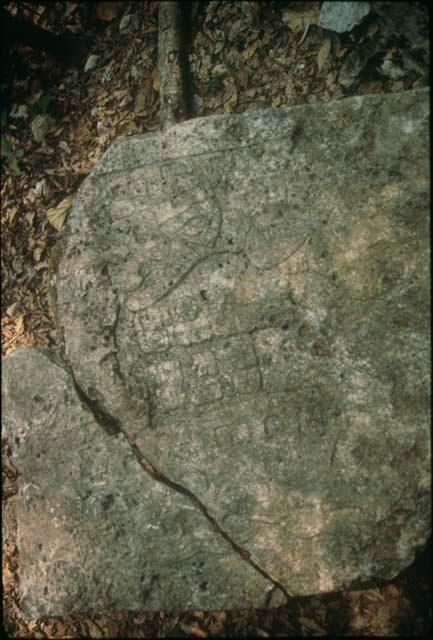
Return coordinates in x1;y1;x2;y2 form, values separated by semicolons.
3;89;431;617
319;1;370;33
3;349;279;618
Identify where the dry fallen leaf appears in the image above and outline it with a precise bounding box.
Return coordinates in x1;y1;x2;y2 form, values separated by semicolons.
134;88;147;113
285;77;295;96
237;61;249;88
223;83;238;113
335;46;348;59
281;2;320;32
33;246;44;262
46;195;73;231
6;302;20;317
207;611;226;635
96;1;123;22
360;80;384;94
179;621;208;637
191;611;205;619
317;37;331;71
152;69;160;92
16;314;25;334
242;40;259;61
65;3;78;18
299;615;327;634
6;207;18;223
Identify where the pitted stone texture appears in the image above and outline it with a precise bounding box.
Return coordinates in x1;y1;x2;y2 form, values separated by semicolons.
54;89;430;597
7;90;431;615
2;348;281;618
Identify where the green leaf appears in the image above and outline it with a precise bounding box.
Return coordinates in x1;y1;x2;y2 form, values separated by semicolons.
1;136;13;157
31;94;51;115
9;156;21;175
39;94;51;113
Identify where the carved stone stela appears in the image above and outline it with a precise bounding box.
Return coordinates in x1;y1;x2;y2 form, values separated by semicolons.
3;89;430;617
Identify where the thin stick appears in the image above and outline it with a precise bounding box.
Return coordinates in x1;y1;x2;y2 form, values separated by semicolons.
158;1;189;131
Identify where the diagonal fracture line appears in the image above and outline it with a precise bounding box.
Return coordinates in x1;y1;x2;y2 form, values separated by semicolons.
71;372;292;604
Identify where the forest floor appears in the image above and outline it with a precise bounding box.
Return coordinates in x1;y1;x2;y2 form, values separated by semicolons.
1;1;431;637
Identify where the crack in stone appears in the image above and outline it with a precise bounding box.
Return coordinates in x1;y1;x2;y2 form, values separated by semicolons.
102;268;127;390
249;333;264;392
71;373;121;438
144;380;157;430
70;369;291;604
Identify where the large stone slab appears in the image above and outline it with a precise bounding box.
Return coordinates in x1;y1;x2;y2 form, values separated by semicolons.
3;89;430;617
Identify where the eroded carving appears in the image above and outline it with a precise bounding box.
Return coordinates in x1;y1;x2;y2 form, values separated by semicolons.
9;90;428;615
